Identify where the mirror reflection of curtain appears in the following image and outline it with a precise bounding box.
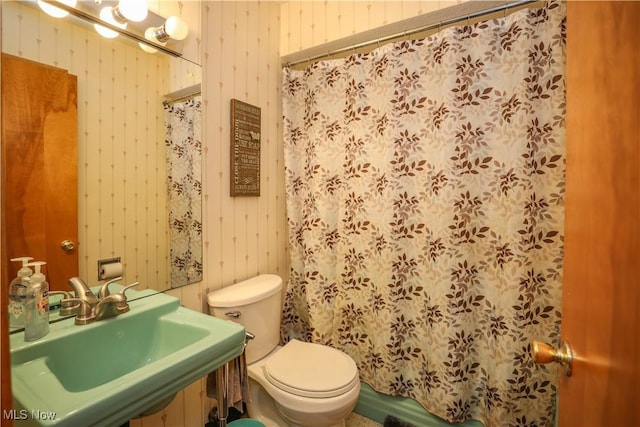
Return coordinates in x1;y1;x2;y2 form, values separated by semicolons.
163;95;203;288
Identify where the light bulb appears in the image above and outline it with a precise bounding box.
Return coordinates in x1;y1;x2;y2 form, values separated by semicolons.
148;17;189;44
94;7;127;39
116;0;148;23
37;0;77;18
138;27;163;54
138;42;158;54
164;16;189;41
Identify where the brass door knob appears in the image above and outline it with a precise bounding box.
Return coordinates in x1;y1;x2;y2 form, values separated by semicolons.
531;340;573;377
61;240;76;252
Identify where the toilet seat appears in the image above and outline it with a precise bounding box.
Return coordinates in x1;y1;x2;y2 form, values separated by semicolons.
264;339;359;398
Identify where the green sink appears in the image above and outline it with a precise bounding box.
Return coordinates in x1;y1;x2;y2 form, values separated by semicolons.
11;291;246;426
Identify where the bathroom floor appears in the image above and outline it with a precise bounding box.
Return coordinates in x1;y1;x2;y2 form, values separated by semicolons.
346;413;382;427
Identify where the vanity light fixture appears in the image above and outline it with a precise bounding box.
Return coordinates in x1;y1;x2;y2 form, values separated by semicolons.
94;6;127;39
139;16;189;54
150;16;189;43
34;0;185;57
138;28;161;53
37;0;77;18
95;0;148;39
113;0;149;23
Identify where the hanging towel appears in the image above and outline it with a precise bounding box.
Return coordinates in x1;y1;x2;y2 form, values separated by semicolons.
207;350;251;412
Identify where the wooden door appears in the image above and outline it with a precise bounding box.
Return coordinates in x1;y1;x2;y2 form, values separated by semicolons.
559;2;640;425
1;54;79;291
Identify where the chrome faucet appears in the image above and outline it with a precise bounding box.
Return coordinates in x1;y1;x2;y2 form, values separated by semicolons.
67;277;100;308
94;281;139;320
62;279;139;325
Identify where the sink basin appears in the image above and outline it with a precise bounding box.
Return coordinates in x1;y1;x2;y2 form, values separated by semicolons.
11;291;246;426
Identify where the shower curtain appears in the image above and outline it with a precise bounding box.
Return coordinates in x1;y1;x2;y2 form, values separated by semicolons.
164;96;203;287
281;2;565;426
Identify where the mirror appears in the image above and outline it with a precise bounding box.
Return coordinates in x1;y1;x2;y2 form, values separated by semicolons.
1;1;202;297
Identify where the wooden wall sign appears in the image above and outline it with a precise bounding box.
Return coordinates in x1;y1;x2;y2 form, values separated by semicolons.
230;99;261;196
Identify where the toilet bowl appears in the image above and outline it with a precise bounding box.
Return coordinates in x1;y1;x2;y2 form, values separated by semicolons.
207;275;360;427
248;340;361;427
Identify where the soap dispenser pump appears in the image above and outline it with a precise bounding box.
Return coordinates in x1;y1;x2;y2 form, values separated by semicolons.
24;261;50;341
8;257;34;328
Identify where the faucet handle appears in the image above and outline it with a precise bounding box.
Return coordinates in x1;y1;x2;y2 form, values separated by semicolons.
98;293;130;315
98;276;124;299
61;298;94;325
119;282;139;299
49;291;79;316
111;282;138;314
49;290;71;298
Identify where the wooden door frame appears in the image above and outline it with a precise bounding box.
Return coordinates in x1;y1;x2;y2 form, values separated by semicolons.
0;28;13;424
560;2;640;425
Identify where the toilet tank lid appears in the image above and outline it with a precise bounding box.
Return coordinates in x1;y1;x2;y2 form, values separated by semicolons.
207;274;283;307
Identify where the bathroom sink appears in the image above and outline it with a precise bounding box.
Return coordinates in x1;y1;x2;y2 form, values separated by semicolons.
10;291;246;426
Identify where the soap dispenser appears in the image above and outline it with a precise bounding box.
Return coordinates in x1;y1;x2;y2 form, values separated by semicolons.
24;261;50;341
8;256;34;328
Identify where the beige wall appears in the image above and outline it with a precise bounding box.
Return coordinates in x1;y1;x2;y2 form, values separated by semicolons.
136;2;287;424
280;0;462;55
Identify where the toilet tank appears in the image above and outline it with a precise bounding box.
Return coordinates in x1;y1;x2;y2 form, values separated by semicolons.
207;274;283;364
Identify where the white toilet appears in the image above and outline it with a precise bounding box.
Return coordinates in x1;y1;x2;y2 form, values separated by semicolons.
207;274;361;427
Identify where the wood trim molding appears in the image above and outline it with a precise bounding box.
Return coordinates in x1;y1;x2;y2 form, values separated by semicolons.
0;21;15;423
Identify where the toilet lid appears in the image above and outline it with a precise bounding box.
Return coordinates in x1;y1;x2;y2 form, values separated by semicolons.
264;339;359;398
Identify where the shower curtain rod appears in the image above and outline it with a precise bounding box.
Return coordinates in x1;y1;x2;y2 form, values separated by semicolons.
163;83;202;104
282;0;538;68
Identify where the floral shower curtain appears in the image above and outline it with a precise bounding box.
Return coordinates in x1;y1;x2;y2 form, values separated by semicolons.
281;3;565;426
164;96;203;287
